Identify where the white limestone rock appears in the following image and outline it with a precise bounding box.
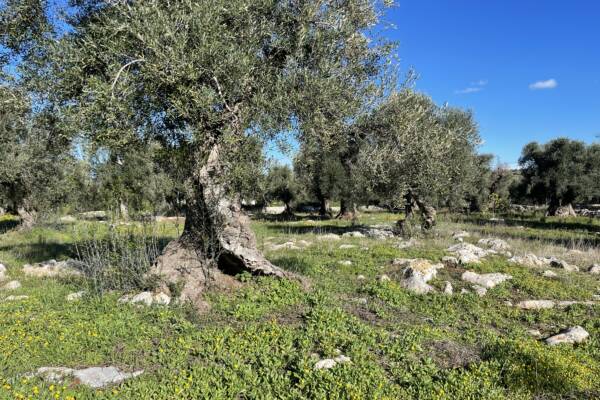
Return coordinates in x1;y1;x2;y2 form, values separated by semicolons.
30;366;143;388
1;280;21;290
545;326;589;346
461;271;512;289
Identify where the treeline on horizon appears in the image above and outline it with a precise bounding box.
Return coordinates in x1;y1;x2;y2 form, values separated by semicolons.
1;1;599;231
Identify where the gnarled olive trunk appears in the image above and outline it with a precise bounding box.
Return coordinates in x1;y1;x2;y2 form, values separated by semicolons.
396;190;436;233
336;198;358;220
17;205;36;229
151;144;290;305
318;195;332;218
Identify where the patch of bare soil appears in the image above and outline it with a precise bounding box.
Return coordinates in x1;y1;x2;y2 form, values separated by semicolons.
422;339;481;369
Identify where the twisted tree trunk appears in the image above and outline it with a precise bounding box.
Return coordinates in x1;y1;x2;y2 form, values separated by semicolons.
151;144;290;305
17;205;36;229
395;191;436;233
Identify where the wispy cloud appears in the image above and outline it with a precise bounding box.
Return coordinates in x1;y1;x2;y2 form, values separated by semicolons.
455;79;487;94
455;87;482;94
529;79;557;90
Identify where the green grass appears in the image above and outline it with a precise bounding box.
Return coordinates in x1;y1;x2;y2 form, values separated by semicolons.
0;213;599;399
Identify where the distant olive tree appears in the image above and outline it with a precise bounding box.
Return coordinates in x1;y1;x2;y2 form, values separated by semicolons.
356;89;480;231
265;165;297;215
518;138;596;215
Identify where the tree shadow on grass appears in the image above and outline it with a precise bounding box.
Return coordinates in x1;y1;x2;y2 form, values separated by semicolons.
0;236;175;265
456;215;599;233
269;255;314;275
262;224;367;236
0;219;20;234
0;242;75;264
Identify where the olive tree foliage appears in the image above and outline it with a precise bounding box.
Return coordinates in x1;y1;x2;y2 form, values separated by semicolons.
43;0;395;298
355;89;480;230
0;86;72;226
264;164;297;215
293;140;345;216
518;138;598;215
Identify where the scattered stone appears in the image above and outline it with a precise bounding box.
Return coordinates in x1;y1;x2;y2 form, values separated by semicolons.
378;274;391;283
339;244;356;249
545;326;589;346
360;225;395;240
338;260;353;266
59;215;77;223
447;243;495;264
395;259;443;294
441;256;459;267
23;259;83;278
334;355;351;364
461;271;512;289
508;254;547;268
516;299;597;310
29;366;143;388
488;217;505;223
4;295;28;301
118;291;171;306
356;297;368;305
452;231;470;240
317;233;341;241
269;241;301;251
516;300;556;310
527;329;542;338
508;254;578;271
460;288;470;294
314;355;352;370
396;238;418;249
314;359;337;370
342;231;365;238
549;259;579;272
443;281;453;295
472;285;488;297
542;270;558;278
297;240;312;247
78;210;108;221
1;280;21;290
587;264;600;274
504;300;513;307
357;274;366;281
66;291;86;301
477;238;510;252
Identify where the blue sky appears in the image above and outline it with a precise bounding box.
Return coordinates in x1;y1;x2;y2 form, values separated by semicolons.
386;0;600;166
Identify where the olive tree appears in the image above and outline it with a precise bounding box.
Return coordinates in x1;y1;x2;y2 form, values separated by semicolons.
265;164;297;215
518;138;597;215
46;0;393;302
356;89;480;231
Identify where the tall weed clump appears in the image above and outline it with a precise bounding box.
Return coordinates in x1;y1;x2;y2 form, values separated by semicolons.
74;223;164;295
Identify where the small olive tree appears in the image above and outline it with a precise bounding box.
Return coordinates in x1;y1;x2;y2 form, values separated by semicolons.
355;89;480;231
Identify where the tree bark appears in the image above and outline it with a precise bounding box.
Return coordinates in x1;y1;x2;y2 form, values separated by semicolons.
336;198;358;220
318;196;332;217
395;191;436;233
150;143;290;306
119;199;129;221
17;206;36;229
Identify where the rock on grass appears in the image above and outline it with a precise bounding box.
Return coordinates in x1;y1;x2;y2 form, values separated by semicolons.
545;326;589;346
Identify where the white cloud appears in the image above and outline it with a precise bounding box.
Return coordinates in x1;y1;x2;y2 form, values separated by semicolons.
471;79;488;86
455;87;482;94
455;79;487;94
529;79;557;90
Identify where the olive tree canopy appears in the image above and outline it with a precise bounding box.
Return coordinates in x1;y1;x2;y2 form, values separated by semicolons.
44;0;394;303
355;89;480;230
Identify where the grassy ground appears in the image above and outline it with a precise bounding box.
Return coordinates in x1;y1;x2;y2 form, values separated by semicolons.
0;212;599;399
